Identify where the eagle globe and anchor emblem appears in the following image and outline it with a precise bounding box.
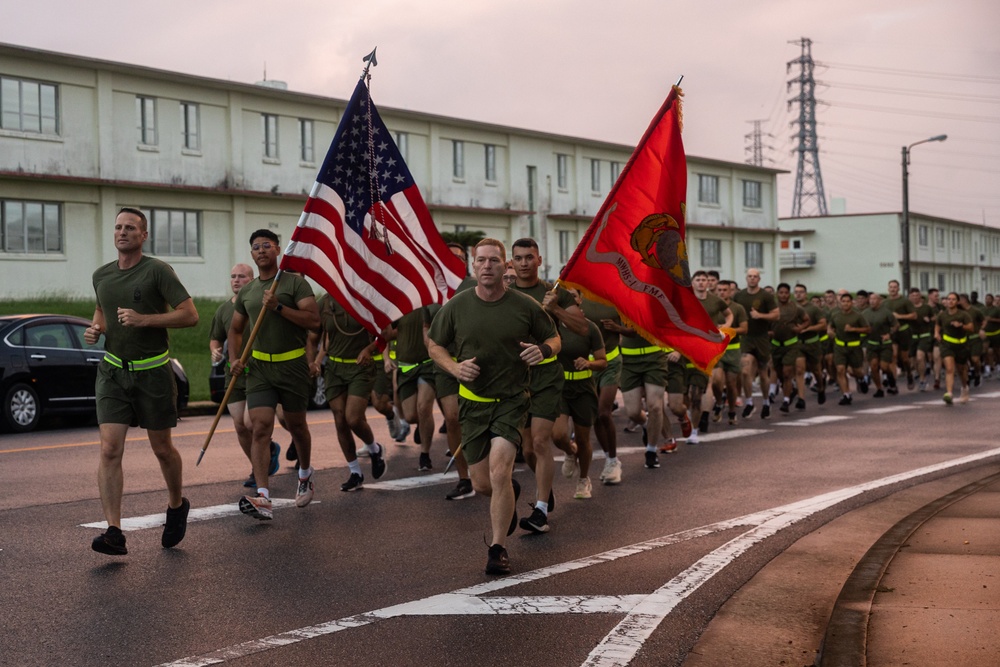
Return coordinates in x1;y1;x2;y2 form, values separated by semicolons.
628;207;691;287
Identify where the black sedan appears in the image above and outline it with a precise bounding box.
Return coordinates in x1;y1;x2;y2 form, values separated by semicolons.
0;314;189;433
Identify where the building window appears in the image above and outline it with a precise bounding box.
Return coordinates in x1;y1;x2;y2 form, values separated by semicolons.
590;159;601;192
557;154;568;189
935;227;945;250
136;96;157;145
142;209;200;257
0;199;62;254
919;272;930;292
180;102;199;150
951;230;961;251
452;140;464;179
743;180;762;208
262;113;279;159
699;174;719;204
917;224;928;248
485;144;496;182
394;131;408;161
745;241;763;269
299;118;314;163
1;76;58;134
610;161;622;185
700;239;721;268
937;273;946;291
559;230;572;264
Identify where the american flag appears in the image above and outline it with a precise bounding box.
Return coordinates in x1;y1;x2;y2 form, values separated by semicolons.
281;78;465;339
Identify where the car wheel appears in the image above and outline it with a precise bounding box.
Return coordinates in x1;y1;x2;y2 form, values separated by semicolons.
4;383;42;433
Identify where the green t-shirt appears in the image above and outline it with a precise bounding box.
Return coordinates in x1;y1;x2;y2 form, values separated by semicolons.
318;294;372;359
580;297;621;353
830;308;868;344
511;280;575;344
699;293;729;326
427;288;557;400
912;303;935;337
557;319;605;374
210;299;236;346
394;307;431;364
726;300;748;346
801;302;826;341
983;305;1000;334
234;273;314;354
863;306;895;342
733;288;777;339
455;276;477;294
936;309;973;343
93;255;190;360
772;301;806;342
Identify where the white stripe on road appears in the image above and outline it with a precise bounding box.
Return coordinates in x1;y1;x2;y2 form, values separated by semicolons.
156;445;1000;667
855;405;920;415
79;499;305;531
776;415;852;426
692;428;770;443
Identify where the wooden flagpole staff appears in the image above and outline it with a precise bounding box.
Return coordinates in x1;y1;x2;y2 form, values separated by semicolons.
197;271;283;466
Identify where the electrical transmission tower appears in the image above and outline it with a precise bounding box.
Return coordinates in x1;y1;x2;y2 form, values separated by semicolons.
744;119;769;166
787;37;828;217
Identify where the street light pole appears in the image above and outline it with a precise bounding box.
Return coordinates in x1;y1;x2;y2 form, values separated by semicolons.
901;134;947;292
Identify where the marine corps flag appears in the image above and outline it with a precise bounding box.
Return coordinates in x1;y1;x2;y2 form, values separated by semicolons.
559;85;729;372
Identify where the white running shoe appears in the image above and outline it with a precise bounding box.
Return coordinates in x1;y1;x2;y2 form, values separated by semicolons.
562;454;578;479
602;459;622;485
574;477;592;499
295;470;315;507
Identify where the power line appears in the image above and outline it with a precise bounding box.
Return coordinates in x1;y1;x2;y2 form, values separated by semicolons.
822;149;1000;174
823;81;1000;104
820;135;1000;161
818;61;1000;85
824;101;1000;124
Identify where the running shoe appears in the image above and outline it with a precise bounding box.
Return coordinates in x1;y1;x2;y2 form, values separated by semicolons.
239;494;273;520
644;450;660;469
659;438;678;453
959;388;970;403
933;379;940;390
623;420;640;433
602;459;622;485
838;394;852;406
370;443;387;479
268;441;281;476
795;397;806;410
859;377;870;394
728;412;737;425
243;472;256;488
548;489;555;513
562;453;578;479
356;443;372;458
698;411;710;433
414;427;422;445
438;422;448;434
907;374;916;391
918;380;927;392
873;389;885;398
520;507;550;534
574;477;592;499
485;544;510;576
943;392;953;405
508;479;521;536
418;453;433;471
161;497;190;549
817;390;826;405
886;385;899;395
445;478;475;500
386;415;399;440
712;405;723;422
393;420;411;443
742;402;755;418
761;404;771;419
686;432;700;445
286;440;298;461
295;471;315;507
341;472;364;492
92;526;127;555
779;401;790;413
681;413;692;438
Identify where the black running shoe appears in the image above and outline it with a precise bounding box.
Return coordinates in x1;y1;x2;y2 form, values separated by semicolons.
286;441;298;461
341;472;364;492
779;401;790;413
92;526;127;556
838;394;852;405
162;497;190;548
268;441;281;476
645;450;660;469
761;404;771;419
485;544;510;575
438;422;447;434
859;377;869;394
795;397;806;410
446;478;475;500
742;403;754;418
414;427;421;445
817;390;826;405
873;389;885;398
418;452;432;471
548;489;555;513
698;411;710;433
242;471;256;488
508;478;521;536
520;506;550;534
370;443;387;479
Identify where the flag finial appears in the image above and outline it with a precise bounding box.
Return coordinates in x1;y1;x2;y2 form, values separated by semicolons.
361;48;378;80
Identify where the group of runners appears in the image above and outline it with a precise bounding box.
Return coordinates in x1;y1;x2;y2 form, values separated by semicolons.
85;212;999;575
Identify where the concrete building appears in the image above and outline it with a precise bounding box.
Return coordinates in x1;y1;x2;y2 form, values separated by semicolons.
1;43;783;299
777;212;1000;295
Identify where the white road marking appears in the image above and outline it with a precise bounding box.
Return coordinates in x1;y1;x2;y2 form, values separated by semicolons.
156;445;1000;667
693;428;770;442
855;405;920;415
79;498;305;531
776;415;852;426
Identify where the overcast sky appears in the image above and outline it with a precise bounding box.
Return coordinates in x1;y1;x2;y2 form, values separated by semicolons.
3;0;998;226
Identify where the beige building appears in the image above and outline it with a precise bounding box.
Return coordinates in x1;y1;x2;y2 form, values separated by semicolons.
777;212;1000;295
1;43;783;298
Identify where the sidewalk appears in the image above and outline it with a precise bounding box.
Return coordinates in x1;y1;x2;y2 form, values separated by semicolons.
683;465;1000;667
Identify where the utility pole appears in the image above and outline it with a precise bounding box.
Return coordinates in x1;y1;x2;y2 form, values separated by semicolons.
744;119;768;167
787;37;828;217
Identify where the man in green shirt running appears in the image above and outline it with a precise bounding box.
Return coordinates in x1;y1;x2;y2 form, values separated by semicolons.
85;208;199;556
427;239;560;576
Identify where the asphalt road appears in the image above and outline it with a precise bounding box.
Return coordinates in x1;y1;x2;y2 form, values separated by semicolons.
2;383;998;667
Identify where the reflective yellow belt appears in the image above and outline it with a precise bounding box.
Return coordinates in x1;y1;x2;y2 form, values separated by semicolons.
917;333;931;339
898;323;910;331
399;358;433;373
803;335;821;345
771;337;799;347
564;369;593;381
251;348;305;362
103;350;170;371
819;334;829;342
942;334;967;344
372;352;384;361
605;346;620;361
726;342;741;351
986;330;1000;337
835;339;861;347
621;345;662;356
329;355;357;364
867;339;885;346
458;384;501;403
538;356;557;365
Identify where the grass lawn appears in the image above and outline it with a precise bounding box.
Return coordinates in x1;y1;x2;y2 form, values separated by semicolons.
0;298;227;403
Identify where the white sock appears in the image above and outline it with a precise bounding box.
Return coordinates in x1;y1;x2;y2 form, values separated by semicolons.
534;500;549;516
257;487;269;499
690;428;699;437
298;466;313;480
348;459;362;475
608;456;618;465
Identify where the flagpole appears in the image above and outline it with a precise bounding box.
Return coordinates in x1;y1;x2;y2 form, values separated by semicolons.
197;271;284;466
